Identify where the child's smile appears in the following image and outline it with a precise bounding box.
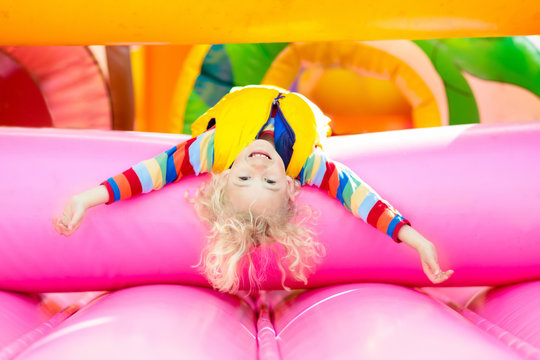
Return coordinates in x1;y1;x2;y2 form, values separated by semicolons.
225;139;296;215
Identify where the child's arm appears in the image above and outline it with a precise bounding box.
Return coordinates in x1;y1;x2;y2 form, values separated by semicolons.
298;148;408;242
298;148;453;283
54;129;215;236
101;130;214;205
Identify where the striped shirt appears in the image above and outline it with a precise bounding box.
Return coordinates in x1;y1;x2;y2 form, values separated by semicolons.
298;148;409;242
101;127;409;242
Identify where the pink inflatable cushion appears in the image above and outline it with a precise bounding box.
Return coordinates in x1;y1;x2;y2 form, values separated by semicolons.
271;284;521;359
15;285;256;359
419;286;490;309
0;122;539;292
0;291;50;349
40;292;104;315
467;281;540;350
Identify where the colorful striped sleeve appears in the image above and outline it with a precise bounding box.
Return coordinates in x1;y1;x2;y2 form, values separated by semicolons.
101;129;215;205
298;148;410;243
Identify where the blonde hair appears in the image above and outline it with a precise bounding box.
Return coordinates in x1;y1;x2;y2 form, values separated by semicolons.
192;173;325;293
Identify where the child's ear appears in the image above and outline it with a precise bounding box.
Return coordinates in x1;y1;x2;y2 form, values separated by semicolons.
215;169;231;186
216;169;230;179
287;176;301;202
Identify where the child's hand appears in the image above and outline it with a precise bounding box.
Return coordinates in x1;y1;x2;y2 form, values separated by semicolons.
53;185;110;236
53;195;88;236
416;241;454;284
397;225;454;284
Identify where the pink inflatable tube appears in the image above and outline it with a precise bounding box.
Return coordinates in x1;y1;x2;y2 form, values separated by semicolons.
6;284;527;360
0;292;49;350
11;285;257;360
466;281;540;355
1;122;540;292
270;284;521;359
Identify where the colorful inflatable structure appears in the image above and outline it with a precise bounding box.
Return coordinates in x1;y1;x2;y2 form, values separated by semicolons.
0;46;135;131
1;1;540;359
171;38;540;134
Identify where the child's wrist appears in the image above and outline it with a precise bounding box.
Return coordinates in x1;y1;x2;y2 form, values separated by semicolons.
415;239;433;253
398;225;430;251
72;193;91;210
73;185;109;210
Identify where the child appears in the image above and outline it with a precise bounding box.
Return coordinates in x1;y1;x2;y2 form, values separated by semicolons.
54;85;453;293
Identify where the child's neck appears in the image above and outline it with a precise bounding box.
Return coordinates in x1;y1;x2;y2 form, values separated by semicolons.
258;133;276;147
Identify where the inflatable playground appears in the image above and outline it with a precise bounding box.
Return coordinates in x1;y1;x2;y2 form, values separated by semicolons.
1;1;540;359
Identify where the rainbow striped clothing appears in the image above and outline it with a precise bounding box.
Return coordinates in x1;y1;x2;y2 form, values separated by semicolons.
101;128;409;243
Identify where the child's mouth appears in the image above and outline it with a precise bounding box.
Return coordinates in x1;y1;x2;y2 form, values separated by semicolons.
249;151;272;160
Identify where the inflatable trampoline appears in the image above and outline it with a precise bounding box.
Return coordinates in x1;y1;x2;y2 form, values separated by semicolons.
1;1;540;359
1;122;540;359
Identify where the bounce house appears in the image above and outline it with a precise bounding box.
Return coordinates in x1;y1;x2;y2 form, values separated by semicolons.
172;38;540;135
1;1;540;359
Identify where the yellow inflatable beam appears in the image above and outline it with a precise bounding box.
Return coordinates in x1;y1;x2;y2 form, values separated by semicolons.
2;0;539;45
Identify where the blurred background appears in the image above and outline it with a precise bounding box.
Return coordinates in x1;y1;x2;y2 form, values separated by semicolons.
1;37;539;136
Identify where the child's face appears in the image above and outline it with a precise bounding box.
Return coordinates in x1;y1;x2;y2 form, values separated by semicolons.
225;139;296;215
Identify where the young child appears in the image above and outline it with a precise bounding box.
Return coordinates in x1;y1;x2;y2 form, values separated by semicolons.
54;85;453;293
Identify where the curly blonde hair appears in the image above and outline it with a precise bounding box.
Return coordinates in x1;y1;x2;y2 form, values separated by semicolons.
192;173;325;293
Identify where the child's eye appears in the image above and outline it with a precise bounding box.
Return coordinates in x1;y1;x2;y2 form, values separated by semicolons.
266;179;276;184
239;176;249;181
